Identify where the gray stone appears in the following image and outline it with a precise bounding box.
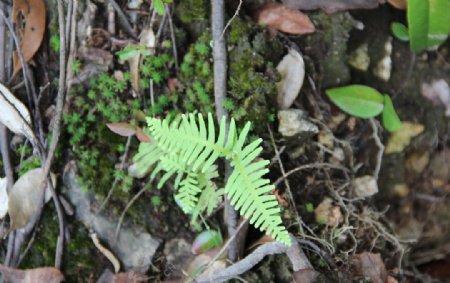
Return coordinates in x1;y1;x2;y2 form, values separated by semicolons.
63;162;160;273
278;109;318;138
163;238;193;278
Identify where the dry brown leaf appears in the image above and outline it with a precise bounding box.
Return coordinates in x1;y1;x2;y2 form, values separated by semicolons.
353;252;387;283
12;0;46;77
135;127;151;143
282;0;384;13
107;122;138;137
0;264;64;283
387;0;407;9
255;3;315;35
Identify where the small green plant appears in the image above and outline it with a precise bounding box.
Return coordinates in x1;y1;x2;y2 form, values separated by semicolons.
134;113;291;245
153;0;173;15
326;85;402;132
50;34;60;53
391;0;450;52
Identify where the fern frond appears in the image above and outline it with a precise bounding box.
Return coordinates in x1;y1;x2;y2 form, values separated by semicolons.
226;127;291;245
135;113;291;246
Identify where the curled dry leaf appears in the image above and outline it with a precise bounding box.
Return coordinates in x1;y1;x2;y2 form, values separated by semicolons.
276;49;305;109
352;252;387;283
107;122;151;142
255;3;315;35
8;168;56;230
0;264;64;283
91;233;121;274
0;83;37;145
107;122;138;137
12;0;46;77
282;0;384;13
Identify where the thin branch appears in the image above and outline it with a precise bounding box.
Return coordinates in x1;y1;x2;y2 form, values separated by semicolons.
211;0;239;262
166;4;179;71
197;235;313;283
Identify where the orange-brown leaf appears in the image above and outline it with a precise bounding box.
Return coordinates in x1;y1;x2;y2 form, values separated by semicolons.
12;0;46;77
387;0;407;10
106;122;137;137
255;3;315;35
353;252;387;283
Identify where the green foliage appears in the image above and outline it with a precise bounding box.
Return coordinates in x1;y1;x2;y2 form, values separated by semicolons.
17;143;41;176
153;0;172;15
134;113;291;245
391;0;450;52
70;59;81;74
326;85;402;132
50;34;60;53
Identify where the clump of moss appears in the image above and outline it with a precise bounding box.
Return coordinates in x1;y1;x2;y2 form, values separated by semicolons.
172;18;282;130
21;205;97;282
177;0;209;24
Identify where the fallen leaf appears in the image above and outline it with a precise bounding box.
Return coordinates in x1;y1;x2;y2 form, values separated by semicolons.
135;127;151;143
353;252;387;283
8;168;56;230
0;264;64;283
385;122;424;154
255;3;315;35
276;49;305;109
0;83;37;145
107;122;138;137
387;0;407;9
0;177;8;218
12;0;46;77
282;0;384;13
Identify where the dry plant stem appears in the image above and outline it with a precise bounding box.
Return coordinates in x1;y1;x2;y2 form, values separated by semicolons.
108;0;137;39
107;2;116;35
267;125;304;235
65;0;78;90
369;118;384;180
219;0;242;41
113;185;148;243
211;0;238;262
273;162;350;187
166;4;179;71
197;236;313;283
98;136;132;211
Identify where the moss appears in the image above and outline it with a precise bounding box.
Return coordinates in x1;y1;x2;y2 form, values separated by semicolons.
172;18;283;131
21;204;97;282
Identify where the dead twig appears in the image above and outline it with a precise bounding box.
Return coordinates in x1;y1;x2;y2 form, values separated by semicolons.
211;0;239;262
197;235;314;283
166;4;179;71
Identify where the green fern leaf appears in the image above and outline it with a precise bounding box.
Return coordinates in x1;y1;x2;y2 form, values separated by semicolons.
135;113;291;246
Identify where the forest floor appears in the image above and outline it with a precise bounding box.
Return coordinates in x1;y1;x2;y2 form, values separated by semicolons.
0;0;449;282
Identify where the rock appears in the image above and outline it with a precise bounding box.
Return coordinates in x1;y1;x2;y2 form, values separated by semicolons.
385;122;424;154
373;37;393;82
405;152;429;174
353;175;378;198
314;197;343;226
163;238;193;278
63;162;160;273
278;109;318;138
348;43;370;71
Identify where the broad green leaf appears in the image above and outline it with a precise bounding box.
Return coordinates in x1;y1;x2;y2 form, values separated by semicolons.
408;0;429;52
154;0;165;15
382;95;403;132
391;22;410;41
326;85;385;118
427;0;450;48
